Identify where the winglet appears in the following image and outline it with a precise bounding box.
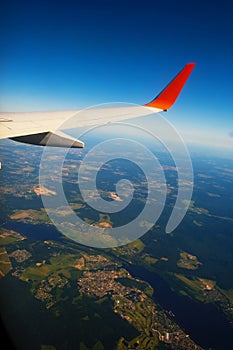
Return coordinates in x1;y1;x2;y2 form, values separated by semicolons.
145;63;196;110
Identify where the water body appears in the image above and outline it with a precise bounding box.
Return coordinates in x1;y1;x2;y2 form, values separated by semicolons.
4;222;62;242
3;221;233;349
125;263;233;350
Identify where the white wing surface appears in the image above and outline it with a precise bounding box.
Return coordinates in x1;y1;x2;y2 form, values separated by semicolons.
0;63;195;148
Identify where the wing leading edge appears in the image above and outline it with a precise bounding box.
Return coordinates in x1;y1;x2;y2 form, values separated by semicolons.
0;63;195;148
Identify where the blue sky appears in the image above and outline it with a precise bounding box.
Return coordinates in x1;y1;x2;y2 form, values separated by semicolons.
1;0;233;150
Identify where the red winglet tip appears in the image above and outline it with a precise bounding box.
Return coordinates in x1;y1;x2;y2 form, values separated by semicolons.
145;63;196;110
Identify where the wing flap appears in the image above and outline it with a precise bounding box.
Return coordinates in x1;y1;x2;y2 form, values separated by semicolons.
0;110;77;139
10;130;84;148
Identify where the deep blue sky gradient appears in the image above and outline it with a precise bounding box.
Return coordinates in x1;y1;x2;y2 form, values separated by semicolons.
1;0;233;149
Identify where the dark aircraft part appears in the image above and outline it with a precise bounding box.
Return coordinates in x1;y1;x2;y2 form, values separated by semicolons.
10;131;84;148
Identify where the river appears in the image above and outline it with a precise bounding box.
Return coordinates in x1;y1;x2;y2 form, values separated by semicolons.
3;221;233;349
125;263;233;350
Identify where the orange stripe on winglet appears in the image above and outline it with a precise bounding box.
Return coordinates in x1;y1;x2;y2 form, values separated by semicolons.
145;63;196;110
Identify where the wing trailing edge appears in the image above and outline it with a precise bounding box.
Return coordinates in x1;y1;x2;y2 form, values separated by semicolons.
10;131;84;148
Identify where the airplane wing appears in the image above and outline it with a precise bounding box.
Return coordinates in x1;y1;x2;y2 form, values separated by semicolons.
0;63;195;148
